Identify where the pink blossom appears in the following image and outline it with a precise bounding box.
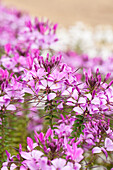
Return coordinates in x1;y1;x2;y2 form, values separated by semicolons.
51;158;72;170
105;138;113;151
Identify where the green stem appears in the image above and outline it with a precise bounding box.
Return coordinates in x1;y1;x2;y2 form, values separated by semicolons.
49;110;53;129
0;108;6;166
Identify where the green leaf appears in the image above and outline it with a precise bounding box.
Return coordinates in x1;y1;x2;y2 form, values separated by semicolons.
45;117;50;120
52;115;59;119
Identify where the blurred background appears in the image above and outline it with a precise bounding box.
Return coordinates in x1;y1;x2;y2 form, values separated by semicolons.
2;0;113;27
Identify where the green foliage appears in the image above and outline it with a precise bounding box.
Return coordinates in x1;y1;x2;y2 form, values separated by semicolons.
0;109;9;166
71;115;85;140
0;105;29;168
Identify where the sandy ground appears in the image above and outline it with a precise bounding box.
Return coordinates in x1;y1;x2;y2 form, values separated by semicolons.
2;0;113;28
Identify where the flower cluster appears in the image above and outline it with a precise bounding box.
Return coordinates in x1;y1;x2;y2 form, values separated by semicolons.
0;3;113;170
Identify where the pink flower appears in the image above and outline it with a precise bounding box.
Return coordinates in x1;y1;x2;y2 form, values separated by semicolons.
105;138;113;151
66;143;84;162
20;150;43;160
51;158;72;170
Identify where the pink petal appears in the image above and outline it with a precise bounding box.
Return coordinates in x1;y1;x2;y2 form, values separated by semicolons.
23;160;37;170
105;138;113;151
31;150;43;160
1;167;8;170
10;163;17;170
78;97;86;104
74;163;81;170
57;103;63;109
5;44;11;54
26;54;33;69
52;158;66;168
47;93;56;101
22;88;34;94
27;137;33;151
92;147;101;153
75;148;84;162
101;147;108;159
73;107;83;114
91;97;100;105
72;89;78;100
20;151;32;159
45;128;52;139
7;104;16;111
20;165;27;170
